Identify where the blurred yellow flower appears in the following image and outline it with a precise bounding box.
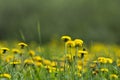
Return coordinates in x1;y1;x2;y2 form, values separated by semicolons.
50;61;57;67
29;50;35;57
33;56;42;62
110;74;118;79
78;50;88;59
34;62;43;67
1;47;9;54
77;65;82;71
92;69;99;75
66;40;75;47
0;73;11;79
5;55;13;62
24;59;34;65
42;59;51;65
98;57;107;64
18;42;28;49
10;60;21;65
100;68;108;72
74;39;83;47
106;58;113;64
12;49;20;54
61;36;71;42
117;59;120;67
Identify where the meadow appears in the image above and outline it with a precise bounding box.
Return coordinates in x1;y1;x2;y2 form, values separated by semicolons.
0;35;120;80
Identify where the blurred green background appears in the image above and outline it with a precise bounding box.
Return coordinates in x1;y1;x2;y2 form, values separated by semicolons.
0;0;120;44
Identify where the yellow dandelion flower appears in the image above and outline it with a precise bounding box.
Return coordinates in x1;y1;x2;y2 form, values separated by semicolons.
34;62;43;67
12;49;20;54
74;39;83;47
98;57;107;64
106;58;113;64
117;59;120;67
1;47;9;54
33;56;42;62
100;68;108;72
10;60;21;65
77;65;82;71
110;74;118;79
29;50;35;57
24;59;34;65
117;63;120;67
10;60;21;67
78;50;88;59
66;40;75;47
42;59;51;65
18;42;28;49
90;64;97;68
0;73;11;79
5;55;13;63
50;61;57;67
61;36;71;42
92;69;99;75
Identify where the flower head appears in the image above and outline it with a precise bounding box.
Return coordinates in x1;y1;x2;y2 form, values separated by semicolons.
1;47;9;54
100;68;108;72
78;50;88;59
33;56;42;62
110;74;118;79
12;49;20;54
0;73;11;79
29;50;35;57
24;59;34;65
61;36;71;42
74;39;83;47
10;60;21;65
18;42;28;49
66;40;75;47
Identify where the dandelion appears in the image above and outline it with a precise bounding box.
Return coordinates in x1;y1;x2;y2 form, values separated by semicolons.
45;66;57;73
12;49;20;54
29;50;35;57
106;58;113;64
92;69;99;75
32;56;42;62
5;55;13;63
61;36;71;42
117;59;120;67
42;59;51;65
50;61;57;67
10;60;21;67
77;65;82;71
74;39;83;47
110;74;118;79
90;64;97;69
97;57;107;64
18;42;28;49
0;73;11;79
1;47;9;54
24;59;34;65
66;40;75;48
78;49;88;59
100;68;108;73
34;62;43;67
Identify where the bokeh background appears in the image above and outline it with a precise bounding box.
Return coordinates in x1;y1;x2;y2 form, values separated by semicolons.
0;0;120;44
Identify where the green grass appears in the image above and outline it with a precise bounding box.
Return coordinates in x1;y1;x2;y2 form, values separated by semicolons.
0;39;120;80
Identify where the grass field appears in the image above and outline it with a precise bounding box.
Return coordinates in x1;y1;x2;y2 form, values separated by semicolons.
0;35;120;80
